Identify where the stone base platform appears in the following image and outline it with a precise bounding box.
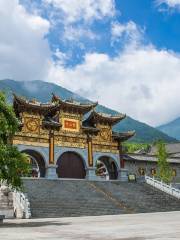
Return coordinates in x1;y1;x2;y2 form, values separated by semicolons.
0;209;14;219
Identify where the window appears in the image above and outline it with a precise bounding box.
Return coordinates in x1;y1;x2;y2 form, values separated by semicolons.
172;169;177;177
138;167;145;176
151;168;156;176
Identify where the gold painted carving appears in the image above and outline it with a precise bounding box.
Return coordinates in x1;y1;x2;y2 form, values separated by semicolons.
24;117;40;134
99;128;112;141
13;139;49;147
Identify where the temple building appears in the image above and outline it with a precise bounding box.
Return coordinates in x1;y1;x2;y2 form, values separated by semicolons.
12;94;135;180
124;144;180;181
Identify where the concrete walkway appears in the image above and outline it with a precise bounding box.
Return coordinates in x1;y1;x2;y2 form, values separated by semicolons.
0;211;180;240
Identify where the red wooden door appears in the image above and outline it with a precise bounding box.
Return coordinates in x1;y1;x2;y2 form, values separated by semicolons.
57;152;86;179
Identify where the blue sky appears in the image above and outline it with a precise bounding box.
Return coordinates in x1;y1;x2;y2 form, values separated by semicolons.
20;0;180;64
116;0;180;51
1;0;180;126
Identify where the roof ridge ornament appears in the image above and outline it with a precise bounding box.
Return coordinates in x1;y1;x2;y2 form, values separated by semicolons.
52;93;61;102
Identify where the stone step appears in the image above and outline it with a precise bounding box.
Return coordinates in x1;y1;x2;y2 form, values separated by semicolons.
22;179;180;218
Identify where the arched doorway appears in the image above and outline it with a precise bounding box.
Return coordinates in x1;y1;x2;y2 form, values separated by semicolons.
56;152;86;179
21;150;46;178
96;156;118;180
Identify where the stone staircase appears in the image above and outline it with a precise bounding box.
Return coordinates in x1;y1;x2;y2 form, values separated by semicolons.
22;179;180;218
94;181;180;213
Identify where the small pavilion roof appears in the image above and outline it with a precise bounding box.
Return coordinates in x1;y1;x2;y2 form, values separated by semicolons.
112;131;135;142
52;93;98;114
82;126;100;134
84;110;126;126
13;94;58;116
42;117;61;130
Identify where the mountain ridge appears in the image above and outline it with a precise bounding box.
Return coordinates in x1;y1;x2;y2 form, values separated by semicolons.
0;79;177;143
157;117;180;141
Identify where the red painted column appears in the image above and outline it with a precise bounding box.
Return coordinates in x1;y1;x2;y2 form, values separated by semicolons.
49;130;55;164
87;135;93;167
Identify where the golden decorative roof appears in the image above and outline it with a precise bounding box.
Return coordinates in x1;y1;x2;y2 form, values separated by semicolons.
84;110;126;126
13;94;58;116
52;93;98;114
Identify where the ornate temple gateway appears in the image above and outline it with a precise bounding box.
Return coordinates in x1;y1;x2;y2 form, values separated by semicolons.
12;94;135;180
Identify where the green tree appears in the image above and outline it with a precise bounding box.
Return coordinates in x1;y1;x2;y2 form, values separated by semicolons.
123;142;150;153
156;141;172;183
0;91;30;190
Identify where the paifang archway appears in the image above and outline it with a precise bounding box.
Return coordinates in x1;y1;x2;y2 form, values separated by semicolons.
56;151;86;179
21;149;46;178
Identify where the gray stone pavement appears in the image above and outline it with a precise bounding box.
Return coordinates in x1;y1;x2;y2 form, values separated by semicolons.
0;211;180;240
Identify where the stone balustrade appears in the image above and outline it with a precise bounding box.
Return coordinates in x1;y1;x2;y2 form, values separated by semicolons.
0;183;31;219
145;176;180;200
13;191;31;219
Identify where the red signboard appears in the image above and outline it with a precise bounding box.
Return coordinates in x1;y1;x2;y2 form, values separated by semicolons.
64;120;77;129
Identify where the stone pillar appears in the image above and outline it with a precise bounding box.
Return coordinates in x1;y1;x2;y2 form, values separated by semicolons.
46;130;57;179
86;167;97;180
46;165;57;179
118;142;128;181
117;169;128;182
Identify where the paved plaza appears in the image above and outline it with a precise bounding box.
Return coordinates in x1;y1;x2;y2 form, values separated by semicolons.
0;211;180;240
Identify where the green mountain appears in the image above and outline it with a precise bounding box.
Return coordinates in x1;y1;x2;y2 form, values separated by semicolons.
157;118;180;141
0;79;177;143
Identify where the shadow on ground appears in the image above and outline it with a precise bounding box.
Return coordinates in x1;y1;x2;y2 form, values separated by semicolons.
0;221;71;228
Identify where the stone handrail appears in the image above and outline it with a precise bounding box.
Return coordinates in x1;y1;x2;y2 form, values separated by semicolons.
145;175;180;200
13;191;31;218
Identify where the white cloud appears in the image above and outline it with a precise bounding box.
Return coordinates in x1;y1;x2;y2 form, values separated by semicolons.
156;0;180;8
47;46;180;127
0;0;51;81
53;49;69;65
1;0;180;127
111;21;143;45
42;0;115;43
63;26;98;42
44;0;115;23
35;0;115;46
